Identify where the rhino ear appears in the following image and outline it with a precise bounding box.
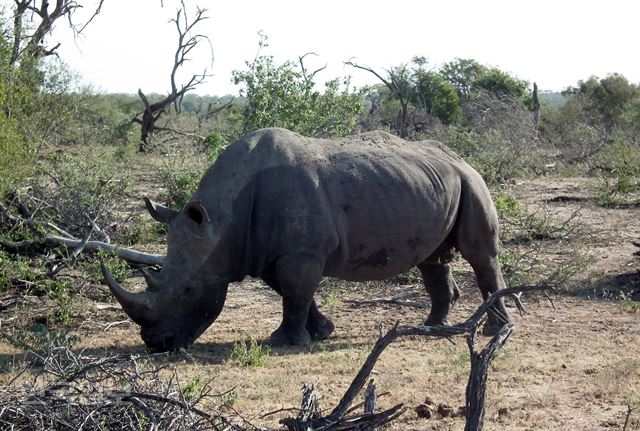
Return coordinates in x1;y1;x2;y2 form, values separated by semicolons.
143;197;179;224
184;200;211;226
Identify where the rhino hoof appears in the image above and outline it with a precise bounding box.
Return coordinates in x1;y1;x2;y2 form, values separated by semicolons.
424;316;450;327
269;327;311;347
482;321;506;336
307;317;335;341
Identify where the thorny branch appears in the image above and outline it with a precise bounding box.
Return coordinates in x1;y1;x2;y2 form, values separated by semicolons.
0;348;246;430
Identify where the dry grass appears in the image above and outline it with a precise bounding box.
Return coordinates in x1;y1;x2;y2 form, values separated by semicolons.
2;176;640;430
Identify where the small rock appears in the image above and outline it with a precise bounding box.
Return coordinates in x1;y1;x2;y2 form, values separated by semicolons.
415;404;434;419
498;407;511;419
423;396;436;406
437;403;454;418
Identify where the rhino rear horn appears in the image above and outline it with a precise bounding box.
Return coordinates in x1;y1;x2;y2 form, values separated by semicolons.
101;263;159;326
143;197;179;224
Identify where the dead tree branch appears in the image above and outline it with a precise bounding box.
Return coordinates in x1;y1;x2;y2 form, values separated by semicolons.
345;60;412;138
284;285;553;430
135;1;212;151
10;0;105;67
298;52;327;86
464;323;514;431
0;348;246;430
0;234;165;266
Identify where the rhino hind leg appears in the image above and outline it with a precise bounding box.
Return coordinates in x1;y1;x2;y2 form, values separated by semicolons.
453;191;512;334
307;300;335;341
263;255;325;347
418;243;460;326
465;255;512;335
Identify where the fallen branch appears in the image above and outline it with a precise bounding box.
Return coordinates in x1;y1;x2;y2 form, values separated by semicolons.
344;291;426;309
0;235;165;266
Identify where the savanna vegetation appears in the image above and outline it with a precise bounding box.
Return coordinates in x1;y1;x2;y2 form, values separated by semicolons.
1;1;639;430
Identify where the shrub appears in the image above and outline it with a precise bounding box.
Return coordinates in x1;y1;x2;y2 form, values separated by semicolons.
157;153;207;209
85;250;133;284
181;376;208;403
202;131;228;161
437;127;532;184
590;139;640;207
1;324;80;353
229;337;271;367
233;44;363;138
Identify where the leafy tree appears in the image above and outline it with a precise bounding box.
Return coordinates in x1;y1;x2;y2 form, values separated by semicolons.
0;1;104;193
440;58;485;100
473;67;529;100
412;63;460;125
233;47;363;138
564;74;640;132
0;24;34;194
348;57;460;136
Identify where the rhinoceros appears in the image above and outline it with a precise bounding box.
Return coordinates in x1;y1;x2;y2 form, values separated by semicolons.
102;128;510;351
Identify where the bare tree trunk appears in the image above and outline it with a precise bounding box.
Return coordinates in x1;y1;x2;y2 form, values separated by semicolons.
532;82;541;134
464;323;514;431
134;2;211;151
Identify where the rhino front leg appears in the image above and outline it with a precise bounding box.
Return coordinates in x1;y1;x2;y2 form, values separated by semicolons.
268;255;323;347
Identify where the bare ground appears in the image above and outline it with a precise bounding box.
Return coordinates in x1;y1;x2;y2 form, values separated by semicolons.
1;174;639;430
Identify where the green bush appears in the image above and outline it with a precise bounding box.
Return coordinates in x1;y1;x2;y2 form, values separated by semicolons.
233;42;363;138
202;131;228;161
1;324;79;353
0;115;33;196
119;215;159;246
157;154;207;209
435;126;536;185
181;376;208;403
229;337;271;367
590;139;640;207
86;250;133;284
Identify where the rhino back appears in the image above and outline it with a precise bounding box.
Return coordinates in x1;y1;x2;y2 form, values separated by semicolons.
193;128;475;280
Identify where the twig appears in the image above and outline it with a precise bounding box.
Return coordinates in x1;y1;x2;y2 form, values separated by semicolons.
623;404;635;431
0;202;74;238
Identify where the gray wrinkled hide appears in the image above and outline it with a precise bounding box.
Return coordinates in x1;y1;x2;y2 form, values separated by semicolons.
196;129;489;278
137;128;509;350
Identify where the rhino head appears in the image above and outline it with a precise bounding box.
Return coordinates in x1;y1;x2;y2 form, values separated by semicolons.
102;198;230;351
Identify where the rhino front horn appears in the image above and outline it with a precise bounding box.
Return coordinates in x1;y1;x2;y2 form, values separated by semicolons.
101;263;159;326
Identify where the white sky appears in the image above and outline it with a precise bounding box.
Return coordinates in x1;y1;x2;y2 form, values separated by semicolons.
46;0;640;96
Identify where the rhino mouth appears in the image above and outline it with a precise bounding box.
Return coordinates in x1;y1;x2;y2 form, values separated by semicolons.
141;327;194;352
